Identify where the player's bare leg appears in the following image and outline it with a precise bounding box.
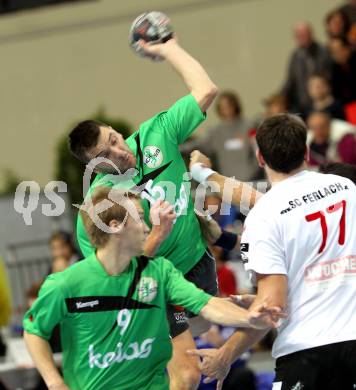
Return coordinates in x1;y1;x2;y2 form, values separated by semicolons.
168;329;201;390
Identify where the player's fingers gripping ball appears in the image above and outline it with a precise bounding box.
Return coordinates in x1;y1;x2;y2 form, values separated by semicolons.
129;11;174;61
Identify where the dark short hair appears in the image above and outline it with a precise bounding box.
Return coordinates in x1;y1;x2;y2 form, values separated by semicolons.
68;120;106;163
320;162;356;184
216;91;242;118
256;114;307;174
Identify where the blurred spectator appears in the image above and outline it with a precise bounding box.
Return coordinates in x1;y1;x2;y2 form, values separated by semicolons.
339;0;356;25
0;257;11;358
306;74;345;120
325;9;350;39
307;112;336;166
26;282;43;309
338;132;356;163
347;23;356;49
49;231;79;272
329;38;356;104
264;94;288;118
210;247;237;297
320;162;356;183
282;22;331;116
0;257;11;329
51;256;71;273
181;91;259;181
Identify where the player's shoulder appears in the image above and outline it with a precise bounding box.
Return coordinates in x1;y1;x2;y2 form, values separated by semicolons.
145;256;172;269
144;256;177;276
46;258;91;289
321;172;355;187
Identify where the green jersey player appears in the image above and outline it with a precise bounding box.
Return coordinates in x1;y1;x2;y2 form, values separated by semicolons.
23;187;284;390
68;36;219;388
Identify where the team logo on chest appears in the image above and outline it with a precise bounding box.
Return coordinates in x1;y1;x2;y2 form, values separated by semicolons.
138;277;158;303
143;146;163;168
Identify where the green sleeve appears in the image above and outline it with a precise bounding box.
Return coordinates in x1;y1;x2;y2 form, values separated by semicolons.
157;94;206;145
161;258;212;315
76;212;95;258
23;275;67;340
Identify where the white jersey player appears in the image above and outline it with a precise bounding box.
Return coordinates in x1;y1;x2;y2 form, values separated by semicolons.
188;114;356;390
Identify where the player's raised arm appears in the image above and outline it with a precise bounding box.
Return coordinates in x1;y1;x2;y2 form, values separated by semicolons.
139;38;218;112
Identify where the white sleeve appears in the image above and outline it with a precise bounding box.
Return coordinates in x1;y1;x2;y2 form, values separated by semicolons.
240;212;286;285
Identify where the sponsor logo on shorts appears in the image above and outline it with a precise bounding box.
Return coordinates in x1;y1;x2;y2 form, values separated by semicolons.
291;382;304;390
174;312;187;324
304;255;356;283
138;277;158;303
143;146;163;168
76;300;99;309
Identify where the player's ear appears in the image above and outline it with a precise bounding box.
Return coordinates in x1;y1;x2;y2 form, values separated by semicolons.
256;149;265;168
108;219;124;235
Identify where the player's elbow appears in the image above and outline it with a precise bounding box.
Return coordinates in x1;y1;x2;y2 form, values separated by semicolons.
194;83;218;111
205;83;218;100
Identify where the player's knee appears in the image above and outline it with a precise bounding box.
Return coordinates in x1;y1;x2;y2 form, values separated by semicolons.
171;365;201;390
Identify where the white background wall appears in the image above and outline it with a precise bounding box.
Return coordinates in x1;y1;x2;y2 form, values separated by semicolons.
0;0;342;186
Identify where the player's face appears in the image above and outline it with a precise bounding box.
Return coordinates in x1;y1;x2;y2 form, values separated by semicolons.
88;126;137;173
124;200;150;254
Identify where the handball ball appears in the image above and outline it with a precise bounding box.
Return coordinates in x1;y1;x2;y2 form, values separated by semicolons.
129;11;174;61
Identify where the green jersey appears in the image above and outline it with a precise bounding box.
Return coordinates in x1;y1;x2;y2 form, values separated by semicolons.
23;253;211;390
77;94;207;274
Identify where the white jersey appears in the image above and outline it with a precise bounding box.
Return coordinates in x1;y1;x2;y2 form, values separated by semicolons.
241;170;356;358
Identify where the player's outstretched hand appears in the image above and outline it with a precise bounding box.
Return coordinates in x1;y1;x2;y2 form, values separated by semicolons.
150;200;176;241
137;37;178;60
190;150;212;170
247;303;287;329
187;348;230;390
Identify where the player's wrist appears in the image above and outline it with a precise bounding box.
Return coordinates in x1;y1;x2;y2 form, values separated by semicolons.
160;39;181;57
218;344;235;367
149;226;167;242
190;163;216;183
47;380;67;390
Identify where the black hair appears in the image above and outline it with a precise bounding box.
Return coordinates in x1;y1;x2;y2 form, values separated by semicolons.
256;114;307;174
68;120;106;163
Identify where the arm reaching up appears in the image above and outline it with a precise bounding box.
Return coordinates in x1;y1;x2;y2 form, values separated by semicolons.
139;38;218;112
